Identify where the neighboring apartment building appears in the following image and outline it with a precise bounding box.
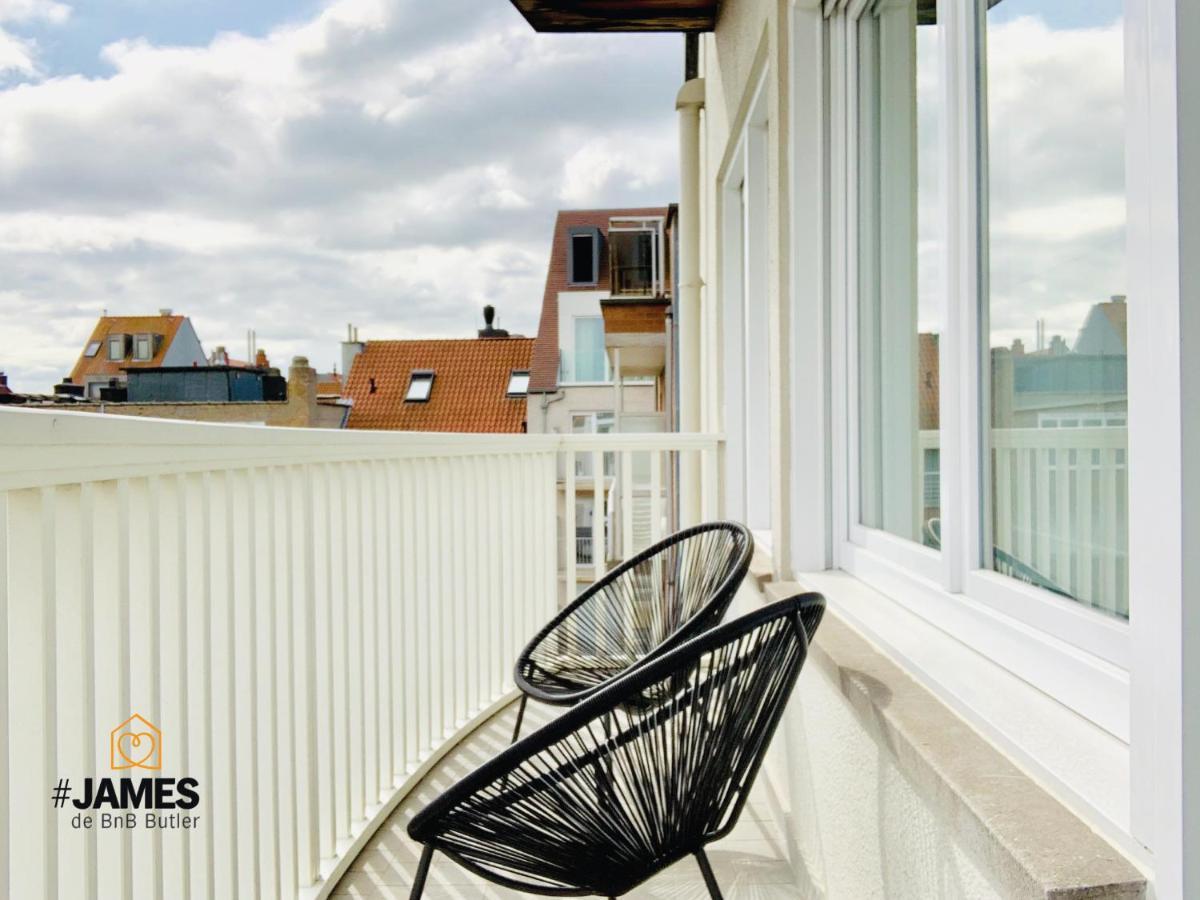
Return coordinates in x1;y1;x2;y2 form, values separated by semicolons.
510;0;1194;897
341;310;534;433
525;208;677;598
63;310;206;399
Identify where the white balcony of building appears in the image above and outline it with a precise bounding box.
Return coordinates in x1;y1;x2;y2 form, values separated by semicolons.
0;408;731;900
0;406;1147;900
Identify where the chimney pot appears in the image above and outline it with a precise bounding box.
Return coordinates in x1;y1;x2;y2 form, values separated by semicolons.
159;308;173;317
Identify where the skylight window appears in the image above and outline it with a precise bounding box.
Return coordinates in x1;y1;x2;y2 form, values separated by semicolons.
405;371;434;402
84;341;102;358
507;370;530;396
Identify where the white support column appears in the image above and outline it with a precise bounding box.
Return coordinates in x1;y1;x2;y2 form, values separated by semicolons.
614;347;623;430
677;77;706;526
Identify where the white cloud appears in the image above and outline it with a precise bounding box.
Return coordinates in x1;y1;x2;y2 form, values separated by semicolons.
0;0;70;25
913;13;1125;350
0;0;68;78
0;26;33;74
0;0;680;391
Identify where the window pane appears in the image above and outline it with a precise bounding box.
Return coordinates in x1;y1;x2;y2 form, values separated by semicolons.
507;371;530;396
570;233;595;284
574;316;606;382
405;374;433;401
856;0;942;548
983;0;1127;618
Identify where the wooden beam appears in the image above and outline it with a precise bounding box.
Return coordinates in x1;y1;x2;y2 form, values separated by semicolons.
507;0;718;33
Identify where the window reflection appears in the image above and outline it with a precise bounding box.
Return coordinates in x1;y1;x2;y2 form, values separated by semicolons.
857;0;942;548
984;0;1128;617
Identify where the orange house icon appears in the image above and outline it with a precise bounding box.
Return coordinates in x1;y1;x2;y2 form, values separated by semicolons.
110;713;162;771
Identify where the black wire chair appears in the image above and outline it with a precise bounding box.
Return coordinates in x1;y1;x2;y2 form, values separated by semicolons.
509;521;754;743
407;592;826;900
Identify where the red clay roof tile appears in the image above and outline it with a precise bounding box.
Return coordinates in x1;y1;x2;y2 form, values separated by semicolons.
344;337;535;432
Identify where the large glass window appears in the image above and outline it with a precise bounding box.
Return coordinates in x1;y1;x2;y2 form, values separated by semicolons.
857;0;942;548
573;316;607;382
983;0;1128;618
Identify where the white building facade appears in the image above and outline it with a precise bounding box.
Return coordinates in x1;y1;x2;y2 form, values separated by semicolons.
675;0;1195;896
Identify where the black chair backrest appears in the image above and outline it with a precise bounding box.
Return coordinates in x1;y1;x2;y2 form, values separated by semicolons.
517;521;753;701
414;593;826;897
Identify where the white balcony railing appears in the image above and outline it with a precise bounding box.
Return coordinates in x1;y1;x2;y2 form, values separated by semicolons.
0;409;721;900
920;426;1128;616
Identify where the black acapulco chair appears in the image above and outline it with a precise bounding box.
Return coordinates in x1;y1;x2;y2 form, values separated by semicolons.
407;592;826;900
508;521;754;744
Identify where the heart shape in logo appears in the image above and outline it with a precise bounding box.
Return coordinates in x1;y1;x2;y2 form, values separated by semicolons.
117;732;156;768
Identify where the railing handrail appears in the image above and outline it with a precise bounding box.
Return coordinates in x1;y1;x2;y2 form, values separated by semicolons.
0;407;723;490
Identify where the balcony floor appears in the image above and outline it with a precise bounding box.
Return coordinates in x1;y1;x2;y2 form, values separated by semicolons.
332;699;802;900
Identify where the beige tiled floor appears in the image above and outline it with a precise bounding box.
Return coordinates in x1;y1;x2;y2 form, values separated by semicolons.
331;700;801;900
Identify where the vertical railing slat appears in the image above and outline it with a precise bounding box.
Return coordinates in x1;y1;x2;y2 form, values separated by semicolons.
159;476;189;900
592;450;604;584
275;468;298;899
55;485;90;900
621;450;635;563
314;464;337;858
6;488;56;900
400;460;418;771
565;450;577;607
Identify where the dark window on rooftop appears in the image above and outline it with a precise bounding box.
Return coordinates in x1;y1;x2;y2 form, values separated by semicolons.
568;228;600;285
84;341;102;358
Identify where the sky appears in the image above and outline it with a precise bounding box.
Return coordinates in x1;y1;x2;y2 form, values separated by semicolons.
914;1;1126;353
0;0;682;392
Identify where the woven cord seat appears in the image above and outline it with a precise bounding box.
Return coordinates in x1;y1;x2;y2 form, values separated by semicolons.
407;592;826;900
509;521;753;743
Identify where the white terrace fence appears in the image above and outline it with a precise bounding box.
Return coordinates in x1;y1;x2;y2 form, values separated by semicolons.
0;409;721;900
920;426;1129;617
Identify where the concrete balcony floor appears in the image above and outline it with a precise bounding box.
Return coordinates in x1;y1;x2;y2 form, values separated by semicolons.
333;699;801;900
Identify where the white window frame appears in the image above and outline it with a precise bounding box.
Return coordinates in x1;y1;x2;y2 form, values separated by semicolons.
133;333;153;362
796;0;1196;885
824;0;1131;742
84;340;102;358
405;371;434;402
719;69;774;537
507;370;530;397
107;334;126;361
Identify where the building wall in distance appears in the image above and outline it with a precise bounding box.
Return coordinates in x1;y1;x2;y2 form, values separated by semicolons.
43;358;345;429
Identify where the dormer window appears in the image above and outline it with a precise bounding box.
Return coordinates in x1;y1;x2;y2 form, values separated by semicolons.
107;334;127;361
507;370;530;396
84;341;102;358
568;227;600;286
405;370;434;402
133;334;154;361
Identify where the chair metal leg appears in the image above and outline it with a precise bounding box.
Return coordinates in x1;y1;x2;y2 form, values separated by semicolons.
510;694;529;745
410;845;434;900
695;849;724;900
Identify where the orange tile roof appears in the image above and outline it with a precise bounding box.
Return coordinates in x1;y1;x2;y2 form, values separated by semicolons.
530;207;671;393
344;337;535;432
69;315;187;383
317;372;343;395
